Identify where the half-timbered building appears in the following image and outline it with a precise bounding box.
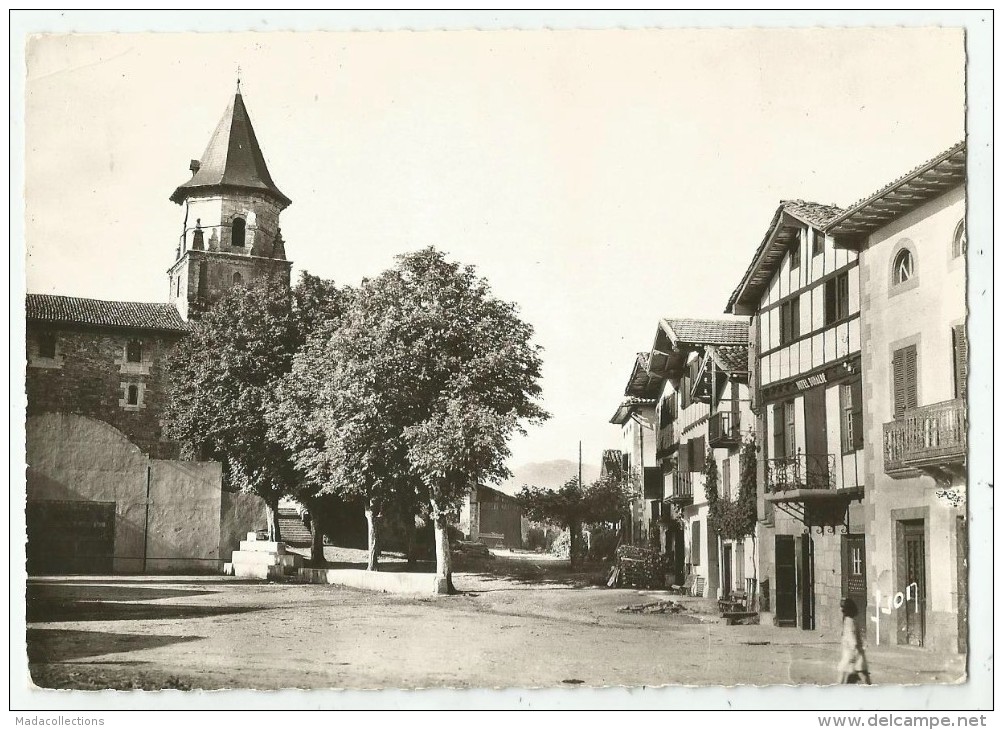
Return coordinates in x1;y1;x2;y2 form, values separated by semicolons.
726;200;864;633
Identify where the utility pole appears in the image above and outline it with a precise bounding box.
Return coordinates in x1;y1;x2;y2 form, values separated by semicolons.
579;440;583;487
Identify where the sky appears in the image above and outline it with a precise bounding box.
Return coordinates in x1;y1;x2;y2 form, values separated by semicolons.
22;28;965;473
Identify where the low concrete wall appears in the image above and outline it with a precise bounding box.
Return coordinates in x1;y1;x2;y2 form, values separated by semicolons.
296;568;447;595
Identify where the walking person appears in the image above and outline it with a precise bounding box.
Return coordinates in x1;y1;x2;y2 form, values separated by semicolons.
837;598;872;685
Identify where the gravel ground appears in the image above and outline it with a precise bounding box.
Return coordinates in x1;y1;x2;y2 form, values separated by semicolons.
24;553;966;691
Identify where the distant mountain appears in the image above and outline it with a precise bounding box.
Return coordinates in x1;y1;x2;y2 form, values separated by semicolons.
495;459;602;496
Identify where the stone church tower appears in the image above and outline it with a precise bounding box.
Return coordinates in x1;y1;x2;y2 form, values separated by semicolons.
168;89;292;319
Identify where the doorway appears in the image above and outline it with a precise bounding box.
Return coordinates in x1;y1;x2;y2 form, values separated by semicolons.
27;500;116;575
899;519;927;647
841;533;867;622
775;535;797;627
799;533;815;630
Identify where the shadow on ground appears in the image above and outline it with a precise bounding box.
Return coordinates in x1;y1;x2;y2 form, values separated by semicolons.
27;627;202;663
26;581;263;623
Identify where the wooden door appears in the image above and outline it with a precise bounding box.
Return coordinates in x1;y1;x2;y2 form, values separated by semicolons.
956;516;968;654
736;542;746;594
799;534;816;630
901;521;926;647
841;534;867;622
775;535;797;627
26;500;116;575
722;544;733;597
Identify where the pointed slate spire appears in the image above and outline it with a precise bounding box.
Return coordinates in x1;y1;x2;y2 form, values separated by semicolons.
170;92;291;208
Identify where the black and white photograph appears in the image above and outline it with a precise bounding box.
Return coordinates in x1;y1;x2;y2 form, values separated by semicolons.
10;10;992;715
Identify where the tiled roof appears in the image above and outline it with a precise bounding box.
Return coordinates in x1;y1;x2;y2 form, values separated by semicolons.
826;142;965;238
609;396;658;425
712;345;749;373
26;294;190;333
170;92;290;208
725;200;846;314
661;318;749;347
779;199;845;229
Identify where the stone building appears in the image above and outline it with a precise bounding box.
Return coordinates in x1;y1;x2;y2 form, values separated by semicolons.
726;201;865;635
825;142;967;653
459;485;525;548
24;88;286;574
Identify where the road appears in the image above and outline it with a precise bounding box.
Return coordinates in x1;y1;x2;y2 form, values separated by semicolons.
25;551;965;690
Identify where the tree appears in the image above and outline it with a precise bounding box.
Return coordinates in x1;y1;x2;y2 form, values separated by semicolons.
518;474;631;568
163;276;299;540
271;248;548;587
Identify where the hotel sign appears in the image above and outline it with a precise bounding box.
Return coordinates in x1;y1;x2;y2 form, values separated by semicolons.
795;372;828;390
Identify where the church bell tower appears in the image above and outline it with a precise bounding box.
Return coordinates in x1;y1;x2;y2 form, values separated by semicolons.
168;87;292;319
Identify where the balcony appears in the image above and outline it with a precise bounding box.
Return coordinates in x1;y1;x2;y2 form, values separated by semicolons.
708;410;741;448
764;452;844;503
666;470;693;504
884;399;966;480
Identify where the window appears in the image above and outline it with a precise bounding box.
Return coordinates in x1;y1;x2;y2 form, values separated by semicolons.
893;248;914;285
953;324;968;400
691;520;701;566
953;220;966;259
127;384;139;406
892;344;918;417
850;545;863;576
840;379;863;453
812;229;825;257
790;238;801;269
175;276;181;298
231;217;246;247
780;297;800;345
126;340;143;363
232;271;244;287
38;332;56;359
722;458;732;501
824;272;850;325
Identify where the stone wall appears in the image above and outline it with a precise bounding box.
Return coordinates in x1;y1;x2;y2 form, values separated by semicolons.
26;326;182;459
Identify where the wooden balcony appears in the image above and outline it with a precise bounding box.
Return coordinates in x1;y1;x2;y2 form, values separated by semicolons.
666;470;693;504
883;399;966;480
708;410;741;448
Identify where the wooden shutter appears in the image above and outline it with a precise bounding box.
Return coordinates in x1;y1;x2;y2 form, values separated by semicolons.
791;296;800;339
773;403;786;459
691;520;701;566
678;441;690;473
722;458;731;500
850;378;863;450
893;345;918;417
692;436;706;472
953;324;968;400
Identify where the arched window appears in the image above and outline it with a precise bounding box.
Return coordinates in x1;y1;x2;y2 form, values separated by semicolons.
893;248;914;285
231;217;246;247
232;272;244;287
126;339;143;363
127;385;139;406
953;220;966;258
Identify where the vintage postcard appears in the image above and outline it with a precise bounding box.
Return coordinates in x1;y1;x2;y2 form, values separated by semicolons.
11;12;992;714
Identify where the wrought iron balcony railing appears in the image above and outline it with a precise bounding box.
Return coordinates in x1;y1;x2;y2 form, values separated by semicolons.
708;410;741;448
883;399;966;475
765;452;837;493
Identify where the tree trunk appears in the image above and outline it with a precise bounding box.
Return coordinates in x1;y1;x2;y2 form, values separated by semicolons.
310;508;326;567
431;500;454;593
404;511;417;566
266;498;282;542
365;507;381;571
569;519;581;569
